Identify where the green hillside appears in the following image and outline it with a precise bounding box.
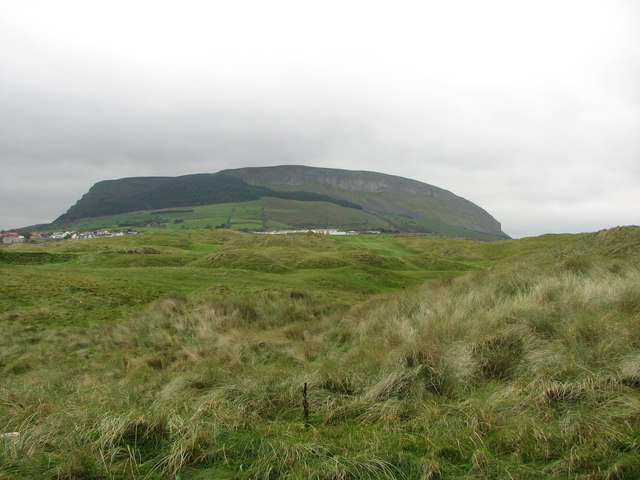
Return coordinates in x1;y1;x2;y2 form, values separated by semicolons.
44;198;398;234
47;166;509;240
1;227;639;479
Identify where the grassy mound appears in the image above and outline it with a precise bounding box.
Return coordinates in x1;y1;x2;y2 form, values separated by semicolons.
193;250;290;272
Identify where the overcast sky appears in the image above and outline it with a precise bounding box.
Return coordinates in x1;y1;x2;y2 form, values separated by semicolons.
1;1;638;237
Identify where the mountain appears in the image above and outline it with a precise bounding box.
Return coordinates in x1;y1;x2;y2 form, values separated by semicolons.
53;165;509;240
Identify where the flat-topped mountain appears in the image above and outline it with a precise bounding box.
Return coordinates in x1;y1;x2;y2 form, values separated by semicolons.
54;165;508;240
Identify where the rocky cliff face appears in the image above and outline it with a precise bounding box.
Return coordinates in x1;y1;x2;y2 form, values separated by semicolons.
225;165;431;193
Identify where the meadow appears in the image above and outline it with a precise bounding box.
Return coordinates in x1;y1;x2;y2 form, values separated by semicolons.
1;227;639;479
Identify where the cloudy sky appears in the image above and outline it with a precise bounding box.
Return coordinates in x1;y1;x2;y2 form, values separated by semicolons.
1;1;638;237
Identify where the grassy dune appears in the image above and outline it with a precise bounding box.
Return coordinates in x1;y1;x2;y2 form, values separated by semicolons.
1;227;639;479
0;231;471;328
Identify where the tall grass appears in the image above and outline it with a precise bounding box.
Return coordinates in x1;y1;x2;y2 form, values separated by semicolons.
2;230;640;478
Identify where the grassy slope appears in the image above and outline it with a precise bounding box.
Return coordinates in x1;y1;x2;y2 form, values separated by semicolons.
40;197;505;240
45;198;398;233
1;227;639;479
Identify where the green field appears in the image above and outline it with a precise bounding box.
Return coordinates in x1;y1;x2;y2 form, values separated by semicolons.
1;227;640;479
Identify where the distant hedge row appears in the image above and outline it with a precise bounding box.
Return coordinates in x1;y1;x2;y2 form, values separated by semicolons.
0;252;76;264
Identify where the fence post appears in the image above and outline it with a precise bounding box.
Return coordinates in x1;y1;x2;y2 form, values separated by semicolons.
303;382;310;429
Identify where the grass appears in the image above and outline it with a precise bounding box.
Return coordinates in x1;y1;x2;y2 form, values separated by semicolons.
38;197;398;234
1;230;479;328
1;226;639;478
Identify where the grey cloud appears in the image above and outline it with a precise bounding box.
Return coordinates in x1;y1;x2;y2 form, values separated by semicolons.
1;2;639;236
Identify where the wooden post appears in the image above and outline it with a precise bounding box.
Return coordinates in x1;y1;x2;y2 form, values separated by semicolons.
303;382;310;429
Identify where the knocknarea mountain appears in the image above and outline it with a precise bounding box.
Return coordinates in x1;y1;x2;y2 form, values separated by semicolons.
53;165;509;240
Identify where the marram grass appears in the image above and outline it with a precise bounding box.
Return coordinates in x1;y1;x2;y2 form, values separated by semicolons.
1;228;640;479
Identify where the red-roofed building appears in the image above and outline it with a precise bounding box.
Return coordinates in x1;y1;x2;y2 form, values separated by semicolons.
1;233;23;244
